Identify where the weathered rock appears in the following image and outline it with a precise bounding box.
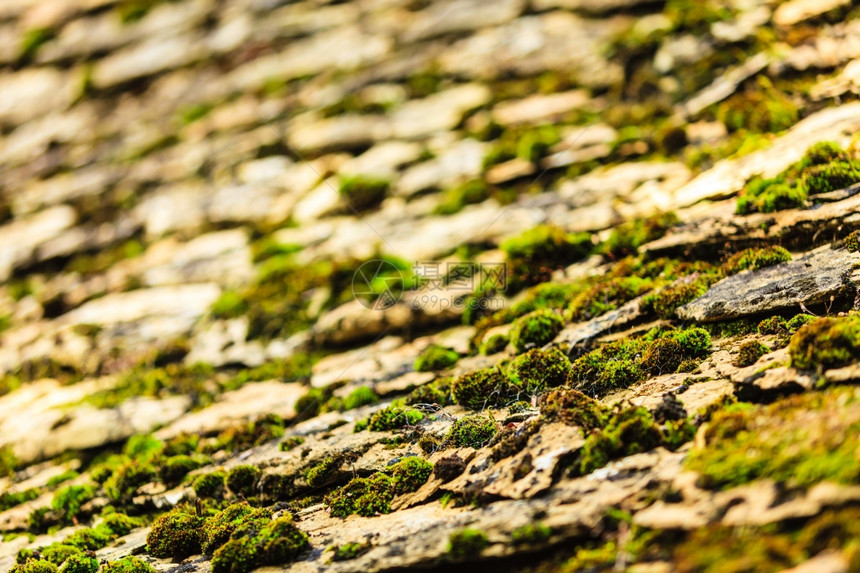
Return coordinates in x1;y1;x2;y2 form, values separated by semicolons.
677;246;860;322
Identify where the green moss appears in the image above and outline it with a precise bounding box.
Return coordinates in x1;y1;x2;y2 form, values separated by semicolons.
405;378;453;406
210;515;309;573
602;213;679;259
0;488;39;512
567;276;654;321
41;545;81;566
103;460;155;504
758;316;789;336
639;338;684;376
640;274;713;319
100;513;143;537
329;542;370;561
58;553;98;573
446;415;497;449
789;315;860;370
451;366;512;410
578;407;664;475
100;557;154;573
508;347;571;394
366;405;425;431
414;344;459;372
786;313;816;332
569;337;647;395
389;457;433;494
12;560;57;573
733;340;770;367
339;175;389;212
226;465;261;498
46;470;79;488
278;436;304;452
501;225;593;291
686;387;860;489
52;485;96;524
0;446;17;477
342;386;379;410
714;76;798;134
510;523;551;544
803;160;860;194
509;309;565;353
146;505;204;558
211;291;248;319
670;327;712;355
736;177;806;214
723;246;791;275
87;363;215;410
193;471;226;499
480;333;509;355
539;388;608;430
324;473;395;518
202;502;272;555
434;180;490;215
18;28;55;64
159;455;204;487
304;457;341;488
64;527;112;551
447;528;488;559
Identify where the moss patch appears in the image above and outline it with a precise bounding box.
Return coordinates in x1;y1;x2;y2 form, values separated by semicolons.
414;344;459;372
146;505;205;559
723;246;791;275
686;387;860;489
509;309;565;353
789;314;860;370
446;415;498;449
448;528;488;559
501;225;592;291
508;346;571;394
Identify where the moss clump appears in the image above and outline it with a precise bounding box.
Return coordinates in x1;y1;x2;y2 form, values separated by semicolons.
447;528;488;559
434;453;466;482
446;415;497;449
405;378;453;406
0;488;39;512
844;230;860;252
508;347;571;394
51;485;96;524
640;275;713;319
640;338;684;376
159;455;204;487
304;457;341;488
12;561;58;573
602;213;679;259
509;309;565;353
788;315;860;370
723;246;791;275
389;457;433;494
366;405;425;431
339;175;389;212
193;471;226;499
46;470;79;488
325;473;395;518
451;366;512;410
803;160;860;194
736;141;860;214
434;180;489;215
41;545;81;566
577;407;665;475
501;225;593;291
510;523;551;544
758;316;788;336
101;557;154;573
64;527;112;551
733;340;770;367
566;276;654;322
342;386;379;410
226;465;261;498
686;387;860;489
539;388;608;430
58;554;98;573
480;333;509;355
569;338;646;395
205;413;286;453
202;502;272;555
329;542;370;561
100;513;143;537
145;505;204;559
103;460;155;504
210;515;309;573
786;313;816;332
414;344;459;372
